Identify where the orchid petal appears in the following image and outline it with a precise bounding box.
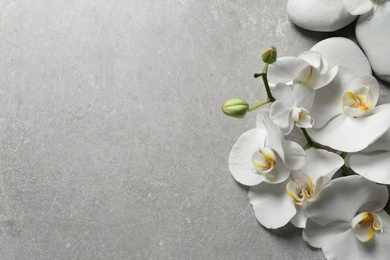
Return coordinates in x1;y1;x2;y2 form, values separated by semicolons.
297;51;322;70
310;67;357;129
349;151;390;184
272;83;295;106
374;211;390;257
307;104;390;152
290;204;308;228
281;140;306;170
343;0;373;15
363;128;390;153
264;153;291;184
249;179;296;229
293;84;315;111
320;65;339;87
299;148;344;183
293;65;321;88
311;176;331;201
350;75;379;108
229;129;267;186
304;211;390;260
306;175;388;226
304;220;363;260
256;110;285;160
303;219;351;248
296;114;314;129
267;57;310;86
270;101;294;135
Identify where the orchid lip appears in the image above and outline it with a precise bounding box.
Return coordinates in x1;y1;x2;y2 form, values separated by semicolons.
286;174;314;205
351;212;383;243
294;65;319;87
292;107;314;128
342;85;373;117
251;147;277;175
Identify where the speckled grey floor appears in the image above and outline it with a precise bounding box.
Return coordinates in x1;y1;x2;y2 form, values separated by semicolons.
0;1;389;259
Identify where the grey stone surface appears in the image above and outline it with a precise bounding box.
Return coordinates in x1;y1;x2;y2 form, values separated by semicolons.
0;1;388;259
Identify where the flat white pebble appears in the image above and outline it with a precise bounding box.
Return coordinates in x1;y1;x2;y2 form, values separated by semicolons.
311;37;371;76
287;0;356;32
356;0;390;82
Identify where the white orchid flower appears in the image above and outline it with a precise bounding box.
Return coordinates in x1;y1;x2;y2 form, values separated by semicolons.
343;0;377;15
303;175;390;260
228;109;306;186
307;67;390;152
267;50;338;90
249;148;343;229
347;127;390;184
269;83;315;135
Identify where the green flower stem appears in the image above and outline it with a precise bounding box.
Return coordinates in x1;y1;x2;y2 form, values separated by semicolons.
261;63;275;102
341;165;350;176
301;128;319;149
248;98;271;112
340;152;348;159
385;204;390;215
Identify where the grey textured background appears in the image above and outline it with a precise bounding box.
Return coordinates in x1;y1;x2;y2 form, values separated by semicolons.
0;1;386;259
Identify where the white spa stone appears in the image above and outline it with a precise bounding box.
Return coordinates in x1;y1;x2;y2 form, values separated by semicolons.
287;0;357;32
311;37;372;76
356;0;390;82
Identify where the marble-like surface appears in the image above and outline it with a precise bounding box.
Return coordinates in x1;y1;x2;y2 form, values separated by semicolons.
0;1;388;259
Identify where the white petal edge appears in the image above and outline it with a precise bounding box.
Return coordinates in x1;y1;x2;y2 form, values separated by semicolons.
272;83;295;106
299;148;344;183
229;128;267;186
269;101;294;135
249;179;296;229
311;66;357;129
267;57;309;86
343;0;373;15
304;211;390;260
256;109;285;161
349;151;390;184
293;84;315;111
264;153;291;184
307;103;390;152
306;175;388;226
290;204;307;228
297;50;322;69
281;140;306;170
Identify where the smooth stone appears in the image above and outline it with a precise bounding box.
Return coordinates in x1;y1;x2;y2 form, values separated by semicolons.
311;37;372;76
287;0;356;32
356;0;390;83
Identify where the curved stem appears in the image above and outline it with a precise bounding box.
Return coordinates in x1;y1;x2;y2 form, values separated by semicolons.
385;204;390;215
340;152;348;159
301;128;319;148
248;98;271;112
341;165;350;176
261;63;275;102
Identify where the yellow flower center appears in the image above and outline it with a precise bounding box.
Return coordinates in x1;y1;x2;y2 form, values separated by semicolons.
351;212;383;242
343;86;373;117
344;91;372;111
286;174;314;205
251;148;277;174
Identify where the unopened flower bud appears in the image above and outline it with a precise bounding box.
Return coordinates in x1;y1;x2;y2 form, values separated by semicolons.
222;98;249;118
262;46;277;64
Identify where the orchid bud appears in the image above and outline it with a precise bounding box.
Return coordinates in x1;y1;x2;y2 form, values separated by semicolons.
222;98;249;118
262;46;277;64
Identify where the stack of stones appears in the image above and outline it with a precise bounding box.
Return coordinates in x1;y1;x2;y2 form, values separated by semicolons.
287;0;390;83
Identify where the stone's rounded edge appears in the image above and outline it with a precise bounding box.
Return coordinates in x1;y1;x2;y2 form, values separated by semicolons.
287;0;357;32
356;0;390;83
311;37;372;76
